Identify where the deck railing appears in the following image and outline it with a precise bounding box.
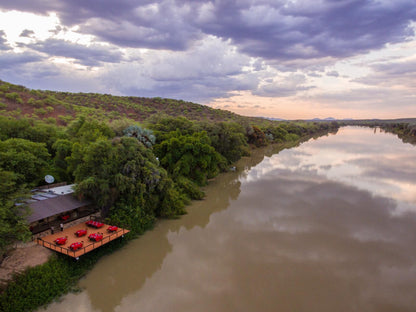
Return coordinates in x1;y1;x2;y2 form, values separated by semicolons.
37;228;129;258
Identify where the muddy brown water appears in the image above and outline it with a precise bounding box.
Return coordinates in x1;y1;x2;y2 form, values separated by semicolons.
42;126;416;312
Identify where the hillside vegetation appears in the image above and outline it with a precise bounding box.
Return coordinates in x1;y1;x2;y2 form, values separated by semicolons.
0;79;271;126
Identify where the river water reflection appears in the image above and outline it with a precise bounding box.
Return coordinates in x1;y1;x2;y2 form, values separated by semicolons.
43;126;416;312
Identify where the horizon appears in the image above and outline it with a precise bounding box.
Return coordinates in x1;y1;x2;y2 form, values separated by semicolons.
0;1;415;120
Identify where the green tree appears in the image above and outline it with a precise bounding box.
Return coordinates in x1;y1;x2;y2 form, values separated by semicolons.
73;137;185;219
123;125;156;148
0;138;51;185
52;139;74;182
67;116;115;143
0;170;31;258
154;132;225;186
204;122;249;163
147;116;198;143
263;125;289;143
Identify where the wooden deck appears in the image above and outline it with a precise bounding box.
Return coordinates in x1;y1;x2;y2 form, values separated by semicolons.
36;222;129;259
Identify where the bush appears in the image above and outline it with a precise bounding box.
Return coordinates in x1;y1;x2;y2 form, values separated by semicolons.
34;108;47;116
5;92;23;104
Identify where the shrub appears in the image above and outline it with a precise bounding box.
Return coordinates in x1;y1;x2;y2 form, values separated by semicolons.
34;108;47;116
5;92;23;104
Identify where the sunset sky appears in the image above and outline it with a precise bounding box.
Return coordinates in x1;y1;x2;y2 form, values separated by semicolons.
0;1;415;119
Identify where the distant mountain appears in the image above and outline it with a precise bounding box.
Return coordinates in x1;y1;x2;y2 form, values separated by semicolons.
307;117;356;122
310;117;336;121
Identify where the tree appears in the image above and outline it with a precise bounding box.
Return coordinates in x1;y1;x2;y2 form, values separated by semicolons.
123;125;156;148
247;125;267;147
204;122;249;163
154;132;225;186
0;138;51;186
67;116;115;143
73;137;185;219
0;170;31;258
147;116;198;143
52;139;74;182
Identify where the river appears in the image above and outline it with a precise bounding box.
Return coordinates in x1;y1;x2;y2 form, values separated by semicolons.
43;126;416;312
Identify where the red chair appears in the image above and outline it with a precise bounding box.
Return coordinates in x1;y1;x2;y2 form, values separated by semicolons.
88;233;103;242
70;242;83;251
107;226;118;232
54;237;67;245
75;229;87;237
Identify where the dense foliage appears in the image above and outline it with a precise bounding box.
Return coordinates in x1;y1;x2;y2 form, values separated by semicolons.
0;170;31;257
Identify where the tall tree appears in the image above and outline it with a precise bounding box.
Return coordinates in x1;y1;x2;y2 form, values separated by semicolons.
0;138;50;186
154;132;225;185
0;169;31;258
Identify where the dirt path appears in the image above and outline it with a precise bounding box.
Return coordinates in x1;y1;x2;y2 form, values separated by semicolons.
0;243;52;285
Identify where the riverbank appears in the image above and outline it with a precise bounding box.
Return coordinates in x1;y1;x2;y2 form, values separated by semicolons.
0;244;51;284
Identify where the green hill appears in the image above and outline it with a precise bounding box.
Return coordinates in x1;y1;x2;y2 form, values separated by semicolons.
0;79;272;127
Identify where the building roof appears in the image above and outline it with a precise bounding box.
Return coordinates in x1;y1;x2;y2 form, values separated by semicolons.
28;194;91;223
44;184;75;195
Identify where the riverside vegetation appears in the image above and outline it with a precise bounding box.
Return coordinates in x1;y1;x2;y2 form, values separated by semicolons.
0;79;396;312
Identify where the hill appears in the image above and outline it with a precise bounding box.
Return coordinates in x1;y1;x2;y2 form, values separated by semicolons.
0;79;272;127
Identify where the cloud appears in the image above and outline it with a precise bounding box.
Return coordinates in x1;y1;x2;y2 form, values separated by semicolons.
326;70;339;77
0;30;10;51
82;3;202;51
0;59;104;94
19;29;35;38
192;0;416;62
25;39;124;66
307;72;323;78
0;0;415;118
103;37;259;102
254;74;314;97
311;87;416;110
0;51;44;69
0;1;201;51
2;0;415;62
354;57;416;89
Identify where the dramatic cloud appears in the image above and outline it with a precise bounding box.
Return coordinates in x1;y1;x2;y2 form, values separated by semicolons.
191;0;416;61
0;51;44;69
2;1;414;60
25;38;124;66
0;0;415;118
254;74;313;97
104;37;259;102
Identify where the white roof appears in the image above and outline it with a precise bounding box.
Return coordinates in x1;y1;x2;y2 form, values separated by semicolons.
45;184;75;195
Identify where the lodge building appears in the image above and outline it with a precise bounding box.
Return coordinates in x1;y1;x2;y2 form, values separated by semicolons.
27;183;96;235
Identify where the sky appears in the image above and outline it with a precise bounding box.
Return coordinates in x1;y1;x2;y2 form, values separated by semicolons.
0;0;415;120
